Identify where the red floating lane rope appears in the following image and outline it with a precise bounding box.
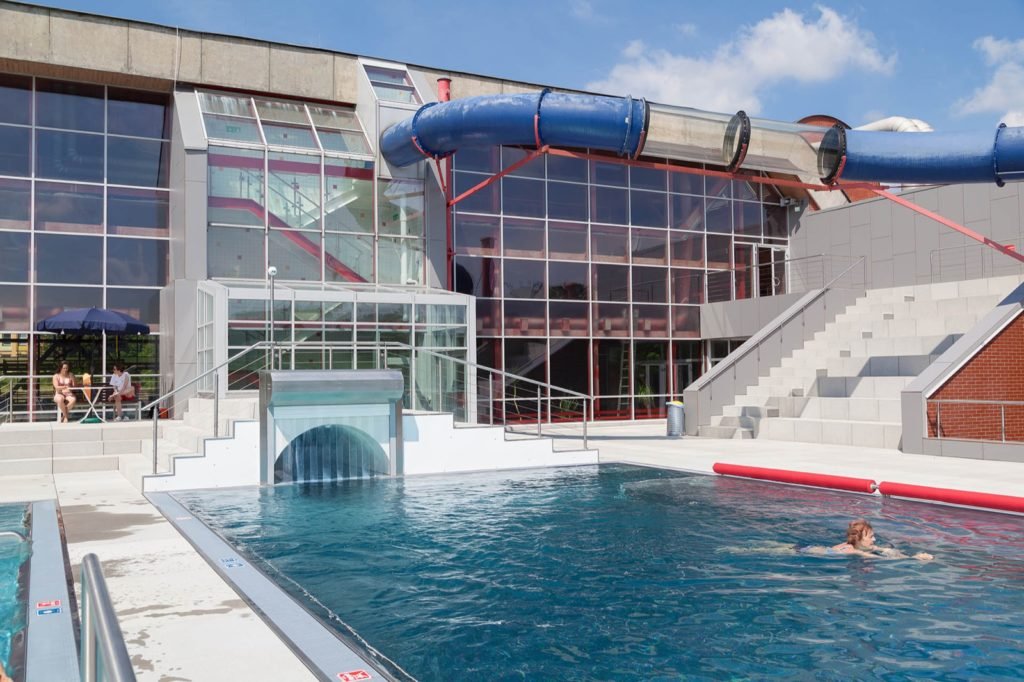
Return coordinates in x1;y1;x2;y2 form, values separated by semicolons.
877;481;1024;514
712;463;877;494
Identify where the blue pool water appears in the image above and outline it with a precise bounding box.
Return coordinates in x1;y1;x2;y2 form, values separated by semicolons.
0;504;29;679
176;466;1024;681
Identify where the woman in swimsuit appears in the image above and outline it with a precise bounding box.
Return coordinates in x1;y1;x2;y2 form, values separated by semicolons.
52;361;76;423
819;519;933;560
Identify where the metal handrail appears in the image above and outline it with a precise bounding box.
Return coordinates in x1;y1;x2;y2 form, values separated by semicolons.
690;256;866;391
79;553;136;682
930;398;1024;443
0;373;162;424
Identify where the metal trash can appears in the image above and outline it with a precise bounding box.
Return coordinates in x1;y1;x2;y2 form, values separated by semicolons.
666;401;684;437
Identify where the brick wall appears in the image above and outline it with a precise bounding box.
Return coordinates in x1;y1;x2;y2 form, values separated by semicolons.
926;313;1024;440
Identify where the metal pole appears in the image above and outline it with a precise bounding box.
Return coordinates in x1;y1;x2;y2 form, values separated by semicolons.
268;273;276;370
81;571;96;682
537;391;541;437
151;407;159;475
213;372;220;438
1001;403;1006;442
936;402;941;439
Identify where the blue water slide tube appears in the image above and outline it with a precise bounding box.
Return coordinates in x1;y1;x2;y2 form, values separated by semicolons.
822;124;1024;186
380;90;648;168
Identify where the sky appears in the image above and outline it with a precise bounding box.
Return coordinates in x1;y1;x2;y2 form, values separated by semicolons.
37;0;1024;131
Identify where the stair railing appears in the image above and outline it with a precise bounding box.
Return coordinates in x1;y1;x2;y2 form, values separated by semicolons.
79;553;136;682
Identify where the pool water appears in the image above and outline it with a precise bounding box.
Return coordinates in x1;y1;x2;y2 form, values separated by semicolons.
176;465;1024;681
0;504;29;679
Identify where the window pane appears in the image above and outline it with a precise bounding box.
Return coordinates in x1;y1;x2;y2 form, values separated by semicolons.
35;234;102;283
203;114;262;143
706;270;732;303
670;194;705;231
633;307;669;337
35;182;103;234
707;177;731;199
733;179;759;201
36;130;104;182
549;302;588;336
706;197;733;233
208;146;265;227
548;261;588;300
502;259;545;299
35;285;102;323
269;229;322;281
0;125;30;176
365;66;411;85
0;179;30;231
199;92;254;116
734;201;762;237
454;214;499;255
670;231;704;267
632;266;667;303
547;181;588;222
107;238;168;286
324;233;372;282
325;158;374;232
502;177;545;218
630;189;667;227
0;233;29;282
0;286;30;331
706;234;732;268
454;256;499;297
503;218;545;257
452;171;499;215
379;178;424;236
262;123;317;149
108;88;168;138
548;222;587;260
0;74;31;125
453;148;499;174
107;288;160;330
632;228;667;264
208;226;265;279
591;225;628;263
765;204;788;238
475;299;500;335
108;137;169;187
672;269;705;304
255;99;307;124
503;301;545;337
547;154;587;182
593;303;630;337
502;147;545;178
317;129;370;155
591;186;627;224
108;188;169;236
672;306;700;336
670;171;704;195
631;166;666;191
35;79;104;132
268;151;321;230
378;233;421;280
594;264;628;301
591;160;627;186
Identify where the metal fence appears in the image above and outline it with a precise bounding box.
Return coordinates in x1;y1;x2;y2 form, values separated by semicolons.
0;373;160;424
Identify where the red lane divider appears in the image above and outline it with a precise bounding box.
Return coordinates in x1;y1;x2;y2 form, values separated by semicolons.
877;481;1024;514
712;463;877;494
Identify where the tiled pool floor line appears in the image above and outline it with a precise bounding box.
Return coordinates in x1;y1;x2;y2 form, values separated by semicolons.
0;423;1021;681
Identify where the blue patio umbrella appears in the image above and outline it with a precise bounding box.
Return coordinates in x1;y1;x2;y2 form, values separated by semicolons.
35;308;150;335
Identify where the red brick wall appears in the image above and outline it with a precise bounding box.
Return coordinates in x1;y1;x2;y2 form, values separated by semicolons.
926;313;1024;440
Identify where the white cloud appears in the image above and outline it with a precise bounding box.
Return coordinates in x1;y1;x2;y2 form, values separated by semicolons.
674;22;697;38
587;7;895;114
569;0;595;20
956;37;1024;125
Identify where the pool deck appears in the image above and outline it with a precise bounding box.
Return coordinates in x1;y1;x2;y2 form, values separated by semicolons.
0;424;1022;681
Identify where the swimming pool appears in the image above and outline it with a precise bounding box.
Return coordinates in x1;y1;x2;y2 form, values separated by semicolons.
175;465;1024;680
0;504;29;680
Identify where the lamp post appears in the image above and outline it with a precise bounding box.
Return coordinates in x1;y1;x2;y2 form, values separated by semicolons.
267;265;277;370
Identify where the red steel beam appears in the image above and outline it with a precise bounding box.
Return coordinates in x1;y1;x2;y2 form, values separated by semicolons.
872;189;1024;265
447;147;549;207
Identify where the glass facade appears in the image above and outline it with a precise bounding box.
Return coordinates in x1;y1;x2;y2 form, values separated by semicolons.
200;91;424;286
0;74;167;394
453;147;790;419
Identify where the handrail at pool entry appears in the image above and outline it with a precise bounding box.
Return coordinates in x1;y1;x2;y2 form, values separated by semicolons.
712;463;877;494
79;553;136;682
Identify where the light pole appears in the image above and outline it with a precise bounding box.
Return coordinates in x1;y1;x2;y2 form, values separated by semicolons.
267;265;277;369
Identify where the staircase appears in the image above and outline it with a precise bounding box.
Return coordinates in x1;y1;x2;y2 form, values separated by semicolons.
701;275;1023;447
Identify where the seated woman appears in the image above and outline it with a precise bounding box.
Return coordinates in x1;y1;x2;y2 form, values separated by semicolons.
804;519;933;561
105;362;135;421
52;361;76;424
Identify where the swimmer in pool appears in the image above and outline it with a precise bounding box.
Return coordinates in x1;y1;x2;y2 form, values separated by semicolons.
803;519;933;561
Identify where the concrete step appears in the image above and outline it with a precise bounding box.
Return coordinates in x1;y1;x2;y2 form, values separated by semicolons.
757;417;901;448
834;334;961;357
821;354;938;377
813;375;914;398
186;397;259;419
721;404;780;419
699;425;754;439
775;396;902;422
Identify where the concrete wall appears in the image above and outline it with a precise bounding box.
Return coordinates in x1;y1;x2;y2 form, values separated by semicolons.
791;183;1024;290
699;292;804;340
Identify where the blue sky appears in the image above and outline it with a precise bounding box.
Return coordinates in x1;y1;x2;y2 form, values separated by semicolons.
41;0;1024;130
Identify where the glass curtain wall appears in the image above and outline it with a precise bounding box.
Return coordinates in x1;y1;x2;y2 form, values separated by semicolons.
0;74;168;414
452;146;789;420
200;91;425;286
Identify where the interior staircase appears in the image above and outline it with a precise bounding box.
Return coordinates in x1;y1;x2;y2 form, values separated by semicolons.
701;275;1023;447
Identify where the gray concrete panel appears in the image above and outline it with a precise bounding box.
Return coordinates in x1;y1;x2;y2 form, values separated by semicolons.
869;197;892;240
127;22;178;78
963;183;992;223
0;3;49;62
177;33;203;82
201;36;270;91
269;46;334;101
333;54;360;104
981;441;1024;462
937;184;966;225
51;13;128;73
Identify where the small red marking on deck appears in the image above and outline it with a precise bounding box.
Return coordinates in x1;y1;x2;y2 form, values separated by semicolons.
337;671;371;681
36;599;61;609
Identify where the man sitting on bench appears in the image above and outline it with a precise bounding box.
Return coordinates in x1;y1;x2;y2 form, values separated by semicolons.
106;362;136;421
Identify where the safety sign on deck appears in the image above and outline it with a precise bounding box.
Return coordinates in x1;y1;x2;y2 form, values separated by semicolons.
337;671;372;681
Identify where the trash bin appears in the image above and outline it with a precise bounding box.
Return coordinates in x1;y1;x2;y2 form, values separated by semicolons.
666;401;684;437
